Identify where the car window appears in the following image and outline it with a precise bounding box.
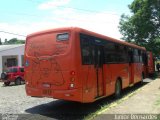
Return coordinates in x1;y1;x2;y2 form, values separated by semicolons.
6;68;18;73
13;68;18;73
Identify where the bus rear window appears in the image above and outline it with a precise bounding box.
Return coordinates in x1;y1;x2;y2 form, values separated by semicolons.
57;33;69;41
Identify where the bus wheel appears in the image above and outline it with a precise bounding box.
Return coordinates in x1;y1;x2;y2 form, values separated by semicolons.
115;80;122;99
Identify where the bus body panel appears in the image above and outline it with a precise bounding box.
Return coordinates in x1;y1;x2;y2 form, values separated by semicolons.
103;63;130;96
135;63;143;83
25;29;83;102
103;64;113;96
79;65;97;102
147;52;155;75
26;86;82;102
129;63;143;84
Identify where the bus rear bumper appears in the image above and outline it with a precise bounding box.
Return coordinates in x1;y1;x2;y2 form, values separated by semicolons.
25;86;83;102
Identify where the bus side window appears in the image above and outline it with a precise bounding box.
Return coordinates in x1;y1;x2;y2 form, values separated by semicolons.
125;46;129;62
80;35;93;65
115;45;128;63
138;50;143;63
133;49;139;63
142;52;148;65
104;42;116;63
128;47;133;63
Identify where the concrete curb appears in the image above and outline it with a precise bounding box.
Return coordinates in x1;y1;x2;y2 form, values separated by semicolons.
85;86;142;120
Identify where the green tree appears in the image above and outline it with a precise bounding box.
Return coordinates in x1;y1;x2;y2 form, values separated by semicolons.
4;39;8;44
119;0;160;56
0;38;2;45
4;38;25;45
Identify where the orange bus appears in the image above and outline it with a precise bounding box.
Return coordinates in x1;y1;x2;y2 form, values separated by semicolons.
25;27;150;103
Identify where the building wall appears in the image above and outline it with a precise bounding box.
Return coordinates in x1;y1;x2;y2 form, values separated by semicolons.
0;45;24;74
2;55;18;72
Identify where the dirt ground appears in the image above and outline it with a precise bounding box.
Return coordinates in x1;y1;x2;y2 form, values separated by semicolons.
0;77;159;120
0;83;54;114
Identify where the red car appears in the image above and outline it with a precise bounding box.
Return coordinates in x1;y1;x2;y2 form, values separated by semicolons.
1;66;25;86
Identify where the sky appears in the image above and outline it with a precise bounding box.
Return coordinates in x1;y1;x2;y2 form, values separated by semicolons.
0;0;133;42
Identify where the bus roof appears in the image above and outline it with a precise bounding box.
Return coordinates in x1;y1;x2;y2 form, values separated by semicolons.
27;27;146;51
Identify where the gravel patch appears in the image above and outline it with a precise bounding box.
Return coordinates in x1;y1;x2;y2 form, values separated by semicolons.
0;83;54;114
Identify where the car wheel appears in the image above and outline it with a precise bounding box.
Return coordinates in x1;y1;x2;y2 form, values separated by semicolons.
4;82;10;86
115;80;122;99
1;72;7;79
15;78;21;85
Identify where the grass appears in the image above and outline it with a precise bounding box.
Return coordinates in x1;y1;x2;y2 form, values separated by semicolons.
154;95;160;120
155;96;160;107
149;72;159;80
84;86;142;120
84;78;159;120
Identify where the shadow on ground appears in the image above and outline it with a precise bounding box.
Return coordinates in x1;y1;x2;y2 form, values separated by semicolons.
0;82;25;87
25;80;153;120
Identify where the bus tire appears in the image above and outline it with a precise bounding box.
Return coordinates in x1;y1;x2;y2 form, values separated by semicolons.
115;79;122;99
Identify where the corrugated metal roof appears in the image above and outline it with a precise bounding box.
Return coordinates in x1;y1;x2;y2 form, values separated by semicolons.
0;44;25;52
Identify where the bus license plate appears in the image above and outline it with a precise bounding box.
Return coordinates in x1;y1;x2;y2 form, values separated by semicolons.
43;89;52;95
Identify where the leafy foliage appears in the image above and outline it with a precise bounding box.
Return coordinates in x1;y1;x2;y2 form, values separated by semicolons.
3;38;25;45
0;38;2;45
119;0;160;56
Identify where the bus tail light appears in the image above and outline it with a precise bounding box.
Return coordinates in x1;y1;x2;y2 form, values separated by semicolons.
70;71;75;75
26;81;29;85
